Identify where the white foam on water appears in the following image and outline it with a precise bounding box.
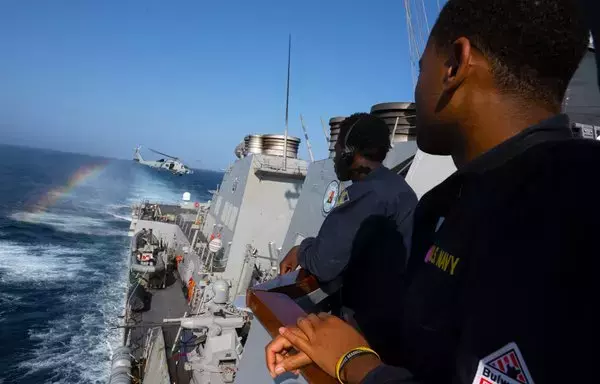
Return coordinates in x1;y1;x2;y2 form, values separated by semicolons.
127;169;183;205
10;211;125;237
0;292;23;323
16;247;129;384
0;291;22;304
109;213;132;222
0;242;89;284
105;203;131;212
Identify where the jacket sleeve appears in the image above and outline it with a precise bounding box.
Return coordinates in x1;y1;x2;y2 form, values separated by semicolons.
388;187;417;261
297;191;378;282
360;365;420;384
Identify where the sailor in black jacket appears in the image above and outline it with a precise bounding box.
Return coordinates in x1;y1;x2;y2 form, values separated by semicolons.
265;1;599;383
278;113;417;364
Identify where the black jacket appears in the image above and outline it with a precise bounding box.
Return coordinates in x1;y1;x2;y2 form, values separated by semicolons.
298;165;417;364
363;115;600;383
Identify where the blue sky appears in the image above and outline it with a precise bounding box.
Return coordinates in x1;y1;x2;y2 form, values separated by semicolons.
0;0;443;170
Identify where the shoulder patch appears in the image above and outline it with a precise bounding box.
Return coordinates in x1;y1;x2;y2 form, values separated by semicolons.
472;342;534;384
335;189;350;207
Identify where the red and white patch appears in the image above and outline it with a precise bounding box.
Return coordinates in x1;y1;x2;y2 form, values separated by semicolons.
472;342;534;384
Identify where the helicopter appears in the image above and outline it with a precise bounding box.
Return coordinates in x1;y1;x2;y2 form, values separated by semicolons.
133;146;193;175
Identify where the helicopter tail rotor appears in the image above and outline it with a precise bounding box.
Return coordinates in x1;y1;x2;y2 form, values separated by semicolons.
133;146;143;161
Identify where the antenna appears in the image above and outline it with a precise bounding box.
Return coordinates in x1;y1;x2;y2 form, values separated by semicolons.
299;114;314;162
390;117;399;148
403;0;432;88
283;34;292;170
320;117;330;144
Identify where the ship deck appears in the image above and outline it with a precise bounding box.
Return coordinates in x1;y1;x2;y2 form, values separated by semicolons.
137;202;209;245
129;270;192;384
127;202;213;383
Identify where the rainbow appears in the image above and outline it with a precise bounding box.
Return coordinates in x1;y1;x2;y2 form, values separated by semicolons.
31;163;107;213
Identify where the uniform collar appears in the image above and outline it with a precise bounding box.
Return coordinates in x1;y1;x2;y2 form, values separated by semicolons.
420;114;572;205
351;164;386;184
459;114;572;175
364;164;387;180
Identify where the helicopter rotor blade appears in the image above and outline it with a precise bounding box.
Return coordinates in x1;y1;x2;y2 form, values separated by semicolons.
149;148;179;159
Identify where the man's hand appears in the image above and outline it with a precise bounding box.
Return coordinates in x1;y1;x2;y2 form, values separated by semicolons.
265;327;312;377
271;313;382;382
279;245;300;275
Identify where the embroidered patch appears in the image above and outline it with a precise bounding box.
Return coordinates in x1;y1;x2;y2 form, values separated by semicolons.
472;342;534;384
424;245;461;276
335;190;350;207
322;180;340;215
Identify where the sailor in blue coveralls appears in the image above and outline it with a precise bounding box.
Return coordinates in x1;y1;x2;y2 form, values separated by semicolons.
279;112;417;364
267;1;600;383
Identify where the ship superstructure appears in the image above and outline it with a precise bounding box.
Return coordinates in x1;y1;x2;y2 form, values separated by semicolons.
113;133;309;384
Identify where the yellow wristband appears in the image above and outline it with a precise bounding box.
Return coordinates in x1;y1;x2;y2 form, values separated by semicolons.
335;347;380;383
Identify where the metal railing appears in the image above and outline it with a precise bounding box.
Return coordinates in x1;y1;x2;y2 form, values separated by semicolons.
247;270;337;384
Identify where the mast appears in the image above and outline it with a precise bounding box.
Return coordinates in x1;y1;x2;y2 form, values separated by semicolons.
403;0;433;88
320;116;330;144
300;114;315;162
283;34;291;170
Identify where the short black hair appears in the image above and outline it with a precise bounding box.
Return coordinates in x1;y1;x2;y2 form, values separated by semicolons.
430;0;588;105
337;112;390;162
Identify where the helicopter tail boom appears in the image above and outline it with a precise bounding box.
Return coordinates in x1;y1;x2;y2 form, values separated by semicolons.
133;146;143;162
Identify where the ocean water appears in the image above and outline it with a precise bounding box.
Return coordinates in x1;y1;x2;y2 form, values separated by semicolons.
0;144;222;384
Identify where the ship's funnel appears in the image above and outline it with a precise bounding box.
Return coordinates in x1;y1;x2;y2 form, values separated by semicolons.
328;116;346;158
370;102;417;143
244;134;264;155
239;133;301;159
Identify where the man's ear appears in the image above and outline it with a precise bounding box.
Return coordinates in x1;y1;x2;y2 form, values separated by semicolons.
443;37;472;93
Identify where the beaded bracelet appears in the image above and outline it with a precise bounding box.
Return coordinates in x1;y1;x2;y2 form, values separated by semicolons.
335;347;380;383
